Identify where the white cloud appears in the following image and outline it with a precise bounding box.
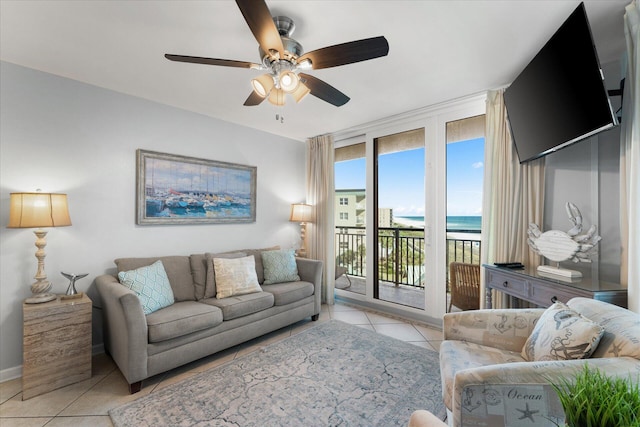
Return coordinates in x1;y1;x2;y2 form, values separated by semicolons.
472;162;483;169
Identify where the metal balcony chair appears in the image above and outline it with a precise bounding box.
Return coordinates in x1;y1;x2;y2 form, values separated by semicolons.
448;262;480;312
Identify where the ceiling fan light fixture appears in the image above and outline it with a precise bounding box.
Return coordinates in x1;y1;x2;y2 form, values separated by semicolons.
251;74;275;98
291;82;310;103
268;88;286;106
279;70;299;92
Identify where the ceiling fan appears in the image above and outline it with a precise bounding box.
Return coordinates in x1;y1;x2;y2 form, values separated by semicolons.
165;0;389;107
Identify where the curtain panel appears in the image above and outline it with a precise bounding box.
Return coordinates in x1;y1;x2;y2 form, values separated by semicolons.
481;89;545;308
621;0;639;312
306;135;336;305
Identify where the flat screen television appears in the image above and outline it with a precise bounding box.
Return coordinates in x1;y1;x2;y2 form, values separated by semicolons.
504;2;618;163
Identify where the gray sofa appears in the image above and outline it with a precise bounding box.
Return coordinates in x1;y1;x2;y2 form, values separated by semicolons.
95;248;323;393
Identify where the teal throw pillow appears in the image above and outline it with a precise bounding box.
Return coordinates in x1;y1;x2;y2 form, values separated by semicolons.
261;249;300;285
118;260;175;314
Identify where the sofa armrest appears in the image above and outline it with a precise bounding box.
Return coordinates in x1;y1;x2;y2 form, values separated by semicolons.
95;274;149;385
450;357;640;427
443;308;545;353
296;257;323;315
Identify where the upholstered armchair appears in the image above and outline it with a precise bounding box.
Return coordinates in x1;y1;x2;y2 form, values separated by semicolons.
439;298;640;427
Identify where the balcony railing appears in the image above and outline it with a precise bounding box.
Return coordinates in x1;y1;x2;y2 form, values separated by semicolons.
335;226;481;289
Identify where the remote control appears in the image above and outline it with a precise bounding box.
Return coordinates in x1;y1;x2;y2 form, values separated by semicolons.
494;262;524;267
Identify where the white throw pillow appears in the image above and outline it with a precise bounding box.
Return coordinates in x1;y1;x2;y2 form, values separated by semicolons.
261;249;300;285
214;255;262;299
118;260;175;315
521;301;604;361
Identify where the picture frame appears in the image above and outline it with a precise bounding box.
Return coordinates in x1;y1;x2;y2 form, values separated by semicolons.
136;149;256;225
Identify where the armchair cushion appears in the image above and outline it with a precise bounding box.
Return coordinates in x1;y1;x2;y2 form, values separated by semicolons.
521;301;604;361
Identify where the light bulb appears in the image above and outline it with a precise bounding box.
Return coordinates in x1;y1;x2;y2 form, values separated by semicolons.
279;71;299;93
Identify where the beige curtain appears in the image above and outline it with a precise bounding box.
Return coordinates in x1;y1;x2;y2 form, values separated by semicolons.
306;134;336;305
481;89;545;308
620;0;640;312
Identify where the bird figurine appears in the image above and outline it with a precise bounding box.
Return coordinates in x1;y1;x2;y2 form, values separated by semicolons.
61;272;89;295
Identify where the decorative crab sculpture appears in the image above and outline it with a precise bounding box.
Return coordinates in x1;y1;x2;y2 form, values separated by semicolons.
527;202;601;263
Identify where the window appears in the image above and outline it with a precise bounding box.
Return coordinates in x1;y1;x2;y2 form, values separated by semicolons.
339;212;349;220
339;197;349;205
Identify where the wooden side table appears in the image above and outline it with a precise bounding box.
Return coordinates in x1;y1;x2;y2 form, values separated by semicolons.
22;294;92;400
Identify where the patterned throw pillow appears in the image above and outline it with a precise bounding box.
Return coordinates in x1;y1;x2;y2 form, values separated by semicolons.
118;260;175;315
521;301;605;361
214;255;262;299
261;249;300;285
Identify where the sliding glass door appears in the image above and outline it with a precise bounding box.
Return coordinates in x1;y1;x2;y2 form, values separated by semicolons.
334;95;486;322
374;128;425;309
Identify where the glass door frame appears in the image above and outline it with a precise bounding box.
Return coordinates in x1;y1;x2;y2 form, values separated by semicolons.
334;94;486;325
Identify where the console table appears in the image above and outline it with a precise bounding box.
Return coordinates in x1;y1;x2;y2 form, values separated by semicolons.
483;264;627;309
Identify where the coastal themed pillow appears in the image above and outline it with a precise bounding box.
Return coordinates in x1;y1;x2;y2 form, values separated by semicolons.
118;260;175;315
214;255;262;299
262;249;300;285
521;301;604;361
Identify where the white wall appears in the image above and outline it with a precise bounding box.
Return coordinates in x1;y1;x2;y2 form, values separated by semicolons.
542;60;623;282
0;62;307;379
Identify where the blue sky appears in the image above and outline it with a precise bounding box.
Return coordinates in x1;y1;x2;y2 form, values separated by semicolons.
335;137;484;217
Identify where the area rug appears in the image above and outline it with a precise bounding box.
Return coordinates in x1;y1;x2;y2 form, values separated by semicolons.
109;320;445;426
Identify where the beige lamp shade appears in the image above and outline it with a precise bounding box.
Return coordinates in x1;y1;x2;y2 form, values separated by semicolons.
289;203;313;223
291;82;311;103
268;88;286;106
251;74;275;98
8;193;72;228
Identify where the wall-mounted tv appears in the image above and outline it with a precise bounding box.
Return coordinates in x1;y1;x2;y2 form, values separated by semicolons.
504;2;618;164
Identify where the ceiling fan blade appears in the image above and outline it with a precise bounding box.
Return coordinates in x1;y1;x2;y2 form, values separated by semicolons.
235;0;284;59
165;54;260;69
243;91;266;106
297;36;389;70
299;73;350;107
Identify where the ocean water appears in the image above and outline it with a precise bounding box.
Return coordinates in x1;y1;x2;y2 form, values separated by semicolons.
396;215;481;231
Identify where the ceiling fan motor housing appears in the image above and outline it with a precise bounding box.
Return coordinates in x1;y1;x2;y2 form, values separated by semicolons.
259;17;303;66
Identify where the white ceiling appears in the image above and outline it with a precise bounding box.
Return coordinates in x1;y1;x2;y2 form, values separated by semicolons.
0;0;629;142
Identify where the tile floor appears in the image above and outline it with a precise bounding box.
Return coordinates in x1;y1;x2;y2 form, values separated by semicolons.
0;301;443;427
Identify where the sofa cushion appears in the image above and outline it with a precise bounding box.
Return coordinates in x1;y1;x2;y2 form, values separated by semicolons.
233;246;280;284
115;256;195;301
190;254;207;301
204;252;247;299
521;301;604;361
439;340;526;412
214;255;262;299
262;281;314;306
117;260;175;315
261;249;300;284
202;292;274;321
146;301;223;343
567;297;640;360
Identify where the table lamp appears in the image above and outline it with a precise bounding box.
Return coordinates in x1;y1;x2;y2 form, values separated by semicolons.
7;192;72;303
289;203;313;257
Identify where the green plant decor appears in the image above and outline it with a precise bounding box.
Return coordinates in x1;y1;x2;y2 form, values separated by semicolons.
550;364;640;427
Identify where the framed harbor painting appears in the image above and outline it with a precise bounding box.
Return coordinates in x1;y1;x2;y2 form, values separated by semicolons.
136;149;256;225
